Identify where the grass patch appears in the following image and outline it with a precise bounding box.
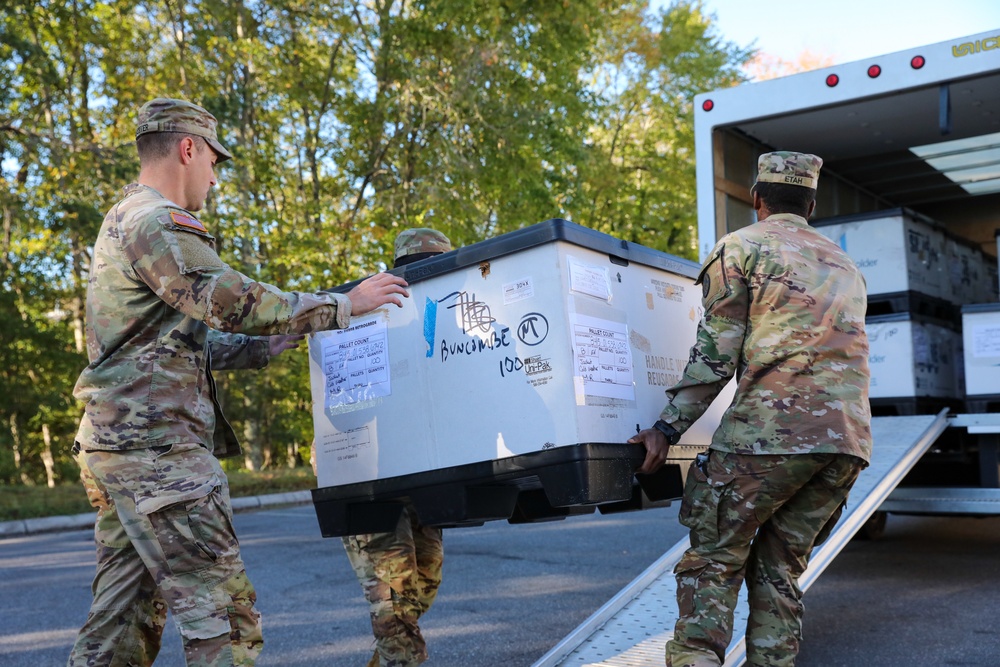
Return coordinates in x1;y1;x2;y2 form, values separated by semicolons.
0;484;94;522
225;468;317;498
0;467;317;522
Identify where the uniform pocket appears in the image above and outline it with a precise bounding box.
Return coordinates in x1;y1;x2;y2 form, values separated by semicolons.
678;453;735;549
149;485;236;575
813;498;846;547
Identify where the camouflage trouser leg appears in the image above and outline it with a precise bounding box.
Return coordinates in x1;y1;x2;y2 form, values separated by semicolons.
68;457;168;666
666;451;863;667
343;503;444;667
69;444;263;667
743;455;862;666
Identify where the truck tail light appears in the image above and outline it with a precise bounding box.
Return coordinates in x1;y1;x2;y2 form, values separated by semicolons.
868;65;882;78
702;99;714;112
911;55;926;69
826;74;840;87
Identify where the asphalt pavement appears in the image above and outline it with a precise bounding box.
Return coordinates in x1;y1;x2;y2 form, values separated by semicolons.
2;501;999;666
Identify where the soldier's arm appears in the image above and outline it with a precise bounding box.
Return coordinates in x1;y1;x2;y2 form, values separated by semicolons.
659;241;750;432
207;330;270;370
127;212;406;335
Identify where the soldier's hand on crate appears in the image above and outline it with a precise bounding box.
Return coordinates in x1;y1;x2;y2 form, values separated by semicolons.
347;272;410;314
629;428;670;474
268;334;305;357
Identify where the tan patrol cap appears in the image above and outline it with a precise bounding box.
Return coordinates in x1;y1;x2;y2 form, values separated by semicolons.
755;151;822;189
136;98;233;163
394;228;452;262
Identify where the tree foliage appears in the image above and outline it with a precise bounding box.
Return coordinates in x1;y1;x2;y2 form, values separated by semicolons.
0;0;750;483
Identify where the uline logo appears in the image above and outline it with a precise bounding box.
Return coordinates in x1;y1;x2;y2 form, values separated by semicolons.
952;36;999;57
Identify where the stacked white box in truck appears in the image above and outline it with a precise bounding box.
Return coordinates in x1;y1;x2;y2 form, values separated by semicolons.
962;303;1000;407
867;314;963;400
812;209;950;301
813;208;998;308
307;219;732;537
947;235;999;304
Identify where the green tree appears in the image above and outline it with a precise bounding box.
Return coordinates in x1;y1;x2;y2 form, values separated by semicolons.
0;0;751;482
575;0;750;258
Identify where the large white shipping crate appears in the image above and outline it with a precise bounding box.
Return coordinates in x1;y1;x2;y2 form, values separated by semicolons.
812;209;948;301
962;303;1000;400
308;219;732;536
987;261;999;305
946;236;998;305
867;314;962;400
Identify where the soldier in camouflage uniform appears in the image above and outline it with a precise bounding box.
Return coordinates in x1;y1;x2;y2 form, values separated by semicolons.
342;228;450;667
69;98;410;667
630;152;871;667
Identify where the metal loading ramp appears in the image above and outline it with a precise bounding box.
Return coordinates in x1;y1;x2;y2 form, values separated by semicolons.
533;412;950;667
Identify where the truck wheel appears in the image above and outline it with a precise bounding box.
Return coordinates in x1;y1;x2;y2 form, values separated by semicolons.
855;510;887;541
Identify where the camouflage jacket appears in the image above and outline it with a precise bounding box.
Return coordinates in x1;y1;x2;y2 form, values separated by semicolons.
74;184;352;457
660;213;872;462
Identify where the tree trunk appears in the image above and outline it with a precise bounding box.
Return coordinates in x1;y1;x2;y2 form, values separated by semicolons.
41;423;56;488
9;413;33;485
242;394;262;471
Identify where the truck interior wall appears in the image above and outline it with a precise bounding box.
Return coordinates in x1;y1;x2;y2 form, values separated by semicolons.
714;130;1000;260
713;130;755;235
713;129;890;237
919;194;1000;257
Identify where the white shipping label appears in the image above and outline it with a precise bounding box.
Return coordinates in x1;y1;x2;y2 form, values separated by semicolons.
972;323;1000;358
315;421;379;485
649;278;685;302
320;313;391;409
568;257;611;301
502;276;535;305
571;313;635;401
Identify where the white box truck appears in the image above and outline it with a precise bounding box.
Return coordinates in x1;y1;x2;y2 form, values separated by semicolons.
536;31;1000;667
692;29;1000;509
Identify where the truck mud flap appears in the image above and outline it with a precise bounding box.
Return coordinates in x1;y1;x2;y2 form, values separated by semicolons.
311;442;687;537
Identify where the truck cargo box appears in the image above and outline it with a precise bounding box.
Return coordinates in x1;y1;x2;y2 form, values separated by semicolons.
307;219;731;536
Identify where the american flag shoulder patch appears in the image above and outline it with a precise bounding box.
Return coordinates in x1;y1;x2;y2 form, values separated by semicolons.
169;210;208;233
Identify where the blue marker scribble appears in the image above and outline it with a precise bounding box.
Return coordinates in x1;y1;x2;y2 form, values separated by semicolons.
423;297;437;358
838;233;848;253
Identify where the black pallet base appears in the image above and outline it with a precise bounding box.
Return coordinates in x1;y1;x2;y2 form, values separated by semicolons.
311;442;685;537
866;291;959;327
869;396;963;417
965;396;1000;414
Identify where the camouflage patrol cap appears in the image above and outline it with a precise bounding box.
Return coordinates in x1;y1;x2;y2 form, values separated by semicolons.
755;151;823;189
136;98;233;163
394;228;452;261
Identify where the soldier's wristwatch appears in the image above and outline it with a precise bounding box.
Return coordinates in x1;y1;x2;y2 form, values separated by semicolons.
652;420;681;445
